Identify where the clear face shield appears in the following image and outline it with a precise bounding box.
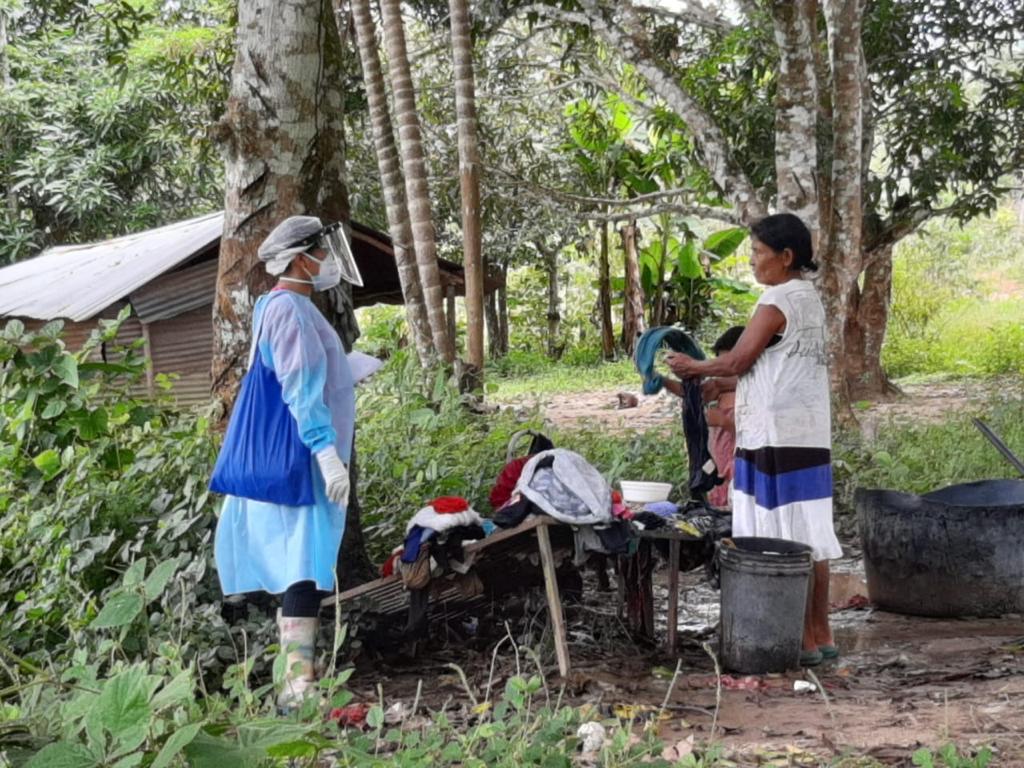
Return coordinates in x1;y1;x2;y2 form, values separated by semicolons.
316;222;363;287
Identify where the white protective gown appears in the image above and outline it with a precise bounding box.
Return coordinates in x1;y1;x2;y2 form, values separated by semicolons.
215;290;355;595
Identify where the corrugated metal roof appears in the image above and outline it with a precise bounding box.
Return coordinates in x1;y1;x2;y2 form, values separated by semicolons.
0;212;224;322
131;258;218;323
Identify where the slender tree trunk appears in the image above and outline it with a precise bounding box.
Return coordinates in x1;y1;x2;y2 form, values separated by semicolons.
449;0;484;377
212;0;350;408
348;0;433;365
497;267;509;355
541;244;562;359
0;9;17;219
620;220;646;355
652;216;669;326
485;281;501;358
819;0;866;412
598;222;615;360
378;0;453;362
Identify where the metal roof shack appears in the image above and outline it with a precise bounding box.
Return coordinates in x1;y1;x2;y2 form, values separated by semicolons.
0;212;495;406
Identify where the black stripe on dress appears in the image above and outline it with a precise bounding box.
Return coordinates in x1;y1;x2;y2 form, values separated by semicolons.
734;446;831;475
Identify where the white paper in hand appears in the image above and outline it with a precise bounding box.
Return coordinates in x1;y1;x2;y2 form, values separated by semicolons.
347;350;383;385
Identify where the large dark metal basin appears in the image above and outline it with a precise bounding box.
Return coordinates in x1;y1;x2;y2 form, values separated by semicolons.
856;480;1024;617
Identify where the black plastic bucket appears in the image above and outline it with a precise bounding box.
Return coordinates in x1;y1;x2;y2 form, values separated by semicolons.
719;537;812;674
857;479;1024;617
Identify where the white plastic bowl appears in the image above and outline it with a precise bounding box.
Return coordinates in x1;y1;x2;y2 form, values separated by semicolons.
619;481;673;504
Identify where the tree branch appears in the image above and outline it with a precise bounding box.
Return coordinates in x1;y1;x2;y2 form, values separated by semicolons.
523;0;766;223
577;202;740;224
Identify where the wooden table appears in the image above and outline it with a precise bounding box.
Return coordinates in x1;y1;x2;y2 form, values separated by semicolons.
331;515;574;676
630;528;697;654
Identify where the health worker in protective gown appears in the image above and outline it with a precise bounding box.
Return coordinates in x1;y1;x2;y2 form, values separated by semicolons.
211;215;363;710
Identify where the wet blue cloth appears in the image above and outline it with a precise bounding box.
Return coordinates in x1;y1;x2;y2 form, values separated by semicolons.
214;291;356;595
634;327;719;499
634;327;705;395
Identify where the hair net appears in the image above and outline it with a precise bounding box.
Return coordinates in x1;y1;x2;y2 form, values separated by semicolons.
258;216;323;276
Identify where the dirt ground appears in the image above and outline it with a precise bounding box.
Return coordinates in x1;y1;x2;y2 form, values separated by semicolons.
347;557;1024;765
344;379;1023;764
508;376;1019;440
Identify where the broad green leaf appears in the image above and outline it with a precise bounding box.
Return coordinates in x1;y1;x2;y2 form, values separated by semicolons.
111;754;143;768
184;733;262;768
33;449;63;480
53;355;80;389
144;559;178;601
3;318;25;340
152;723;202;768
90;667;157;751
91;592;144;629
235;721;312;750
703;227;748;258
366;705;384;730
266;741;317;759
123;558;147;588
676;241;703;279
41;400;67;419
26;742;99;768
151;671;194;711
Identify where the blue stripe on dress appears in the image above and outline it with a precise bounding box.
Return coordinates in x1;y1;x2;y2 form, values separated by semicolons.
733;456;832;509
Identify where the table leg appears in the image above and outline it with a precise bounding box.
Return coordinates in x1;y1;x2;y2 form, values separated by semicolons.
536;523;571;677
666;539;680;653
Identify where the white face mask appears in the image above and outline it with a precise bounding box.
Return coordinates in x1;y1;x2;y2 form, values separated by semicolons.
281;251;342;292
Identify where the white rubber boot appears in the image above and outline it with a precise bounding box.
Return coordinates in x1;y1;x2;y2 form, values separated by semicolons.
276;613;319;711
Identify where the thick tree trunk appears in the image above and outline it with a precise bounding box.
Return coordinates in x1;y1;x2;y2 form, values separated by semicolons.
770;0;820;237
619;220;646;355
212;0;350;409
378;0;454;363
348;0;433;366
598;222;615;360
844;245;896;399
214;0;375;585
542;244;562;359
819;0;866;412
449;0;485;377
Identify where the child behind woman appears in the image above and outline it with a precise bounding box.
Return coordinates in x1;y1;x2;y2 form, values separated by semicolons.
706;326;744;509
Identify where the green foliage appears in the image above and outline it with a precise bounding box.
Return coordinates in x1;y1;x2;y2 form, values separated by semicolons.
884;207;1024;378
0;2;232;263
912;743;993;768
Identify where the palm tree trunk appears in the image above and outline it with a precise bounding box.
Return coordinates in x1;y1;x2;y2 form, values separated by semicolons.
448;0;485;377
620;219;646;355
348;0;434;366
378;0;454;362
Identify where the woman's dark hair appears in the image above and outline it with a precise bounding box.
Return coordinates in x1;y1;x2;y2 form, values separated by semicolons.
750;213;817;272
712;325;745;355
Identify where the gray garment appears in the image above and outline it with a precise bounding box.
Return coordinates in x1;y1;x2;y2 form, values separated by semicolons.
325;282;360;352
515;449;613;526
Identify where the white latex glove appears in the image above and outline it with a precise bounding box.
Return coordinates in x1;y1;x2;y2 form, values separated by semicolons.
316;448;350;506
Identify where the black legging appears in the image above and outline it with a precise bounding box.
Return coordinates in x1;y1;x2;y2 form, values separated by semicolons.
282;580;324;618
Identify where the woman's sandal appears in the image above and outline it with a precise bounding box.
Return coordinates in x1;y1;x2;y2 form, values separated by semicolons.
800;649;823;667
818;644;839;660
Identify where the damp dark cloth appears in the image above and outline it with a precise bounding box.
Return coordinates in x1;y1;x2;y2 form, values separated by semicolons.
632;511;669;531
681;378;721;497
429;524;487;573
493;497;537;528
